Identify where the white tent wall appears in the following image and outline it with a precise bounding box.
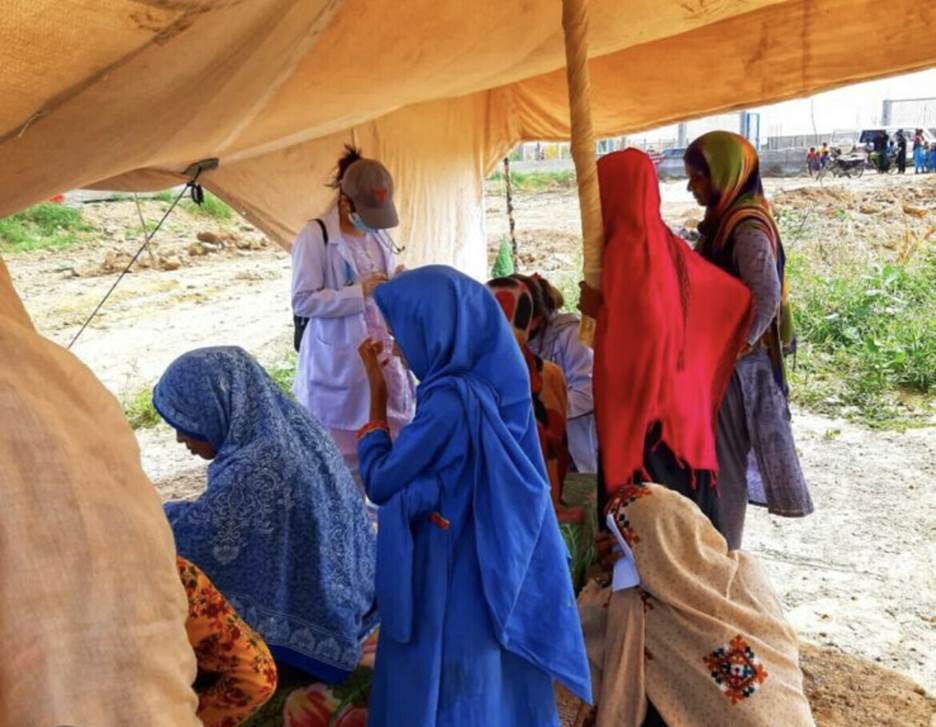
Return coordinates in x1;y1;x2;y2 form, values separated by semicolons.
204;90;515;279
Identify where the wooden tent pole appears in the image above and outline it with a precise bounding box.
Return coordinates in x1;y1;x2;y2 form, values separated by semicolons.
503;157;519;270
561;0;602;345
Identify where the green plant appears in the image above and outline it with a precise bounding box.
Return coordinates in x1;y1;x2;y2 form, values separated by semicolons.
490;237;515;278
183;191;234;222
269;352;298;398
787;250;935;429
487;170;577;195
121;386;161;430
0;202;93;252
154;189;177;203
560;522;596;593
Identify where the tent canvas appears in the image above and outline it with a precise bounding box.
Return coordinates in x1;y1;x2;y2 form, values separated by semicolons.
2;0;935;278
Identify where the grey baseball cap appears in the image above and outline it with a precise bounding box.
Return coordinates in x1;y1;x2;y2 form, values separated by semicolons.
340;158;398;229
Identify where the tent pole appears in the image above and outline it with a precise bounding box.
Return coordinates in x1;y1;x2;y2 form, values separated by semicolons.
503;157;519;270
561;0;602;345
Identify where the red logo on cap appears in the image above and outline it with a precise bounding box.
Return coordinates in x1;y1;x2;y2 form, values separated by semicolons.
373;187;387;204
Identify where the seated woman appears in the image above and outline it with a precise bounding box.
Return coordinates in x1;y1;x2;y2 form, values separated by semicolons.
178;556;277;727
487;275;571;504
579;484;815;727
578;149;753;534
154;346;377;685
356;266;591;726
525;273;598;475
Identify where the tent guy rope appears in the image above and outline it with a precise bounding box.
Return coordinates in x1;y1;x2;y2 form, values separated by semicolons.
66;160;217;350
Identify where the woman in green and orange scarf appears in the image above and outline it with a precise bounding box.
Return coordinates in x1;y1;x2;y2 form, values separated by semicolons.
683;131;812;549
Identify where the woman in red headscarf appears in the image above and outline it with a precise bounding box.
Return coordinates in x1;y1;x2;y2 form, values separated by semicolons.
579;149;752;536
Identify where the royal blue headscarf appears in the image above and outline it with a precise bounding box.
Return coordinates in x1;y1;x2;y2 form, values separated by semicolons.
372;266;591;702
154;346;377;681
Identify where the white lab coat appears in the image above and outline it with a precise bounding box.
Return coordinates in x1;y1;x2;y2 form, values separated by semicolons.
291;203;404;430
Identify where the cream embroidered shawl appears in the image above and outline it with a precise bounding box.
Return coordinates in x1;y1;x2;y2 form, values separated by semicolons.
581;483;815;727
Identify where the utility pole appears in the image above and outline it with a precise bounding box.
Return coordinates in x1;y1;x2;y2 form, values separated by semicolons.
677;122;688;148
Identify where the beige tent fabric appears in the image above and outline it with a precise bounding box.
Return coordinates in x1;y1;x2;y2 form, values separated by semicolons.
1;0;935;277
0;258;200;725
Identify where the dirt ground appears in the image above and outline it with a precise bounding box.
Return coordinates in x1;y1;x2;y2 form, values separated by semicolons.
4;173;935;723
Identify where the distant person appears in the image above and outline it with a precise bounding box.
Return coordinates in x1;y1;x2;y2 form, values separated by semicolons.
155;347;378;685
895;129;907;174
291;145;415;480
929;142;936;173
684;131;814;549
806;147;820;176
819;142;830;168
914;135;927;173
874;131;889;172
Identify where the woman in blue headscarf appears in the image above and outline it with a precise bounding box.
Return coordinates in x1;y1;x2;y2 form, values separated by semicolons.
356;266;591;727
153;346;377;684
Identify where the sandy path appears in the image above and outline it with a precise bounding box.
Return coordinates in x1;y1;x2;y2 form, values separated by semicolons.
9;245;293;393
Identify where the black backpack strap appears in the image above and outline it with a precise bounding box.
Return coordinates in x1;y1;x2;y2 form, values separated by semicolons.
293;219;328;353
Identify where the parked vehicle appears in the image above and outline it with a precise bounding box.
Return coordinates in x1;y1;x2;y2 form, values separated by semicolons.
654;147;687;179
818;147;865;179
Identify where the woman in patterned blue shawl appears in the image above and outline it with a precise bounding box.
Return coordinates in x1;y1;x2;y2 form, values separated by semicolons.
153;346;377;684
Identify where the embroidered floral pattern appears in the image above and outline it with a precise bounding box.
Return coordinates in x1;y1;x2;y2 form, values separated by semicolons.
614;482;652;508
178;557;277;727
614;514;640;546
703;635;768;704
284;664;373;727
638;589;655;613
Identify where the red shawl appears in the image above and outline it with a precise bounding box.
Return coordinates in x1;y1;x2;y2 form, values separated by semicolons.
594;150;753;495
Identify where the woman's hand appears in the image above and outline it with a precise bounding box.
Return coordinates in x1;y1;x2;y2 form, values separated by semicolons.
595;531;623;573
358;338;389;421
361;273;387;297
577;281;603;319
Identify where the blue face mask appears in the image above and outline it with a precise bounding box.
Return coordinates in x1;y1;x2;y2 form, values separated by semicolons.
349;211;374;234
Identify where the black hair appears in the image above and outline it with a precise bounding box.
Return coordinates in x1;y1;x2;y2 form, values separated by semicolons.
329;144;363;189
531;275;563;316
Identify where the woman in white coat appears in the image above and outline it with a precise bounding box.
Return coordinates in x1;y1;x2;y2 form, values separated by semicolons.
291;146;415;480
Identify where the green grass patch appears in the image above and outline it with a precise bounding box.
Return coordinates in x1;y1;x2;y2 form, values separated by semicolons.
121;386;161;430
182;191;234;222
487;169;577;195
0;202;93;252
787;249;935;429
560;521;596;593
269;352;298;399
